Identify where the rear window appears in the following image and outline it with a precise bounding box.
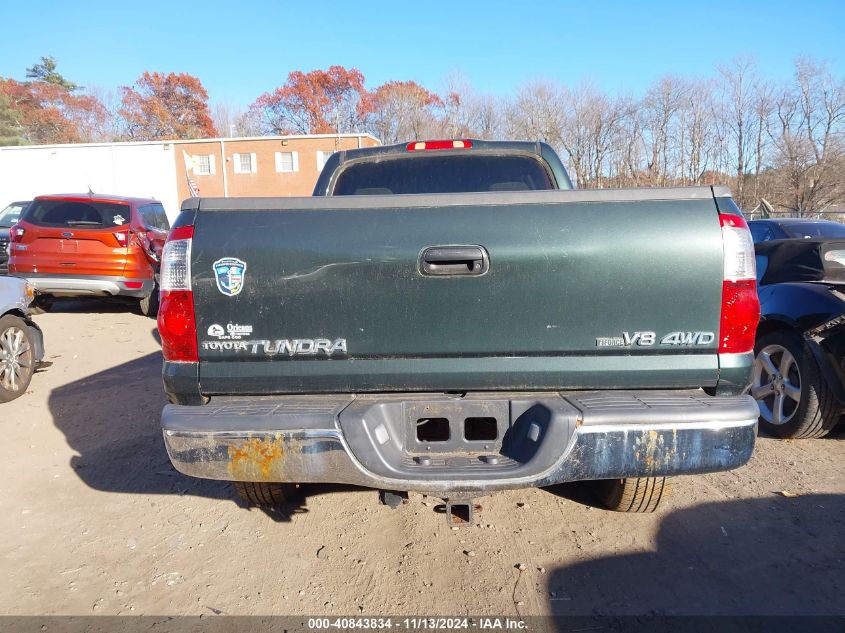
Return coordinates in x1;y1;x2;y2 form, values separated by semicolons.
782;222;845;239
749;222;775;244
331;154;555;195
0;202;28;228
23;200;130;228
139;203;170;231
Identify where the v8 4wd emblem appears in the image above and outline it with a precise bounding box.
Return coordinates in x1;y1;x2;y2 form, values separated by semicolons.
596;331;715;347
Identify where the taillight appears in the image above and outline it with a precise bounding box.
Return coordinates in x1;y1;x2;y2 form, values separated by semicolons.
406;139;472;151
718;213;760;354
113;231;128;247
9;225;24;242
157;225;197;362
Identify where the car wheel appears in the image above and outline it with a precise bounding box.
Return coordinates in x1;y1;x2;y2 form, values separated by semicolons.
752;331;840;439
0;315;35;402
138;280;159;318
233;482;301;508
588;477;670;513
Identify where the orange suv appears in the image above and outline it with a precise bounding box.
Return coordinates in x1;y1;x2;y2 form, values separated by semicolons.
8;194;169;316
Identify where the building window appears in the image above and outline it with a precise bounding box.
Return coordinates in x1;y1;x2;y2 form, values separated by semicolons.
194;154;214;176
316;150;334;172
275;151;299;173
233;152;257;174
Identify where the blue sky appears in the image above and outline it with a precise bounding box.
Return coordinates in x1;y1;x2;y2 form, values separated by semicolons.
3;0;843;106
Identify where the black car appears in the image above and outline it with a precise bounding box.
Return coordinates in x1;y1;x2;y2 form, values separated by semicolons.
749;218;845;243
0;201;30;275
751;233;845;438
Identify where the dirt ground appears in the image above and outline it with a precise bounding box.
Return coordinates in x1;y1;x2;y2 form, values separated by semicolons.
1;301;843;617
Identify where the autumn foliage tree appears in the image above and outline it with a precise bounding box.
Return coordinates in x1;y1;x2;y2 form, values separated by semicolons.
367;80;442;145
0;77;108;145
250;66;371;135
0;56;111;145
119;71;217;140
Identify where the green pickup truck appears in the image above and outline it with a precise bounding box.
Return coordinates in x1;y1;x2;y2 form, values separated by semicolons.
157;139;761;520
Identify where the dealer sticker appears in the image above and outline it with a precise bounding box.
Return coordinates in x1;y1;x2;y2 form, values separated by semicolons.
213;257;247;296
207;323;254;340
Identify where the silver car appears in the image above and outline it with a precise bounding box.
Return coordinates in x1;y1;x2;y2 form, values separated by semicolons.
0;277;46;402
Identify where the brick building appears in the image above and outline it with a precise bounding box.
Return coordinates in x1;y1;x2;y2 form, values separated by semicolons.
173;133;379;202
0;133;380;222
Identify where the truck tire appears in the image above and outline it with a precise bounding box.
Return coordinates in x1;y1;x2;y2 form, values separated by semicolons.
233;482;300;507
138;281;160;318
752;331;841;439
590;477;669;513
0;315;35;402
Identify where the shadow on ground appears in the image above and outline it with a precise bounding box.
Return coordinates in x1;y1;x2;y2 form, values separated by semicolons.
47;297;158;317
47;335;374;521
248;483;373;523
38;297;147;315
547;493;845;618
47;346;231;500
758;424;845;441
543;481;601;508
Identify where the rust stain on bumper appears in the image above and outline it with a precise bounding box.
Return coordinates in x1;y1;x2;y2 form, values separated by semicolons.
636;429;677;473
227;436;285;480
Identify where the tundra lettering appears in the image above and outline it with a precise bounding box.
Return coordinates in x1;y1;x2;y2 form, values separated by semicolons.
200;338;347;356
251;338;347;356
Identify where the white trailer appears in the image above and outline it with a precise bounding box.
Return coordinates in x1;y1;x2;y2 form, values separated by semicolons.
0;141;181;221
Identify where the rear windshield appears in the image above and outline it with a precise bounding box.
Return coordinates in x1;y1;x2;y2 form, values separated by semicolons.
139;203;170;231
23;200;130;228
0;202;28;228
331;154;555;195
782;222;845;239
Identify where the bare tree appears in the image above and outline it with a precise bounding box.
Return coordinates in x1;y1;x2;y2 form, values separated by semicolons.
493;59;843;212
677;79;718;185
556;82;628;188
439;74;503;139
766;59;845;215
751;81;775;203
642;76;689;185
717;56;761;207
211;101;259;137
609;99;647;186
504;80;565;147
462;92;502;139
795;58;845;212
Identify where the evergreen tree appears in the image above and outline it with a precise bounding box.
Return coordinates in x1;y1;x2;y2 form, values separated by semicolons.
25;56;79;91
0;93;24;146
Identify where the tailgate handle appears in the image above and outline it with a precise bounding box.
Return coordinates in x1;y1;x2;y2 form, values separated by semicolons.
420;246;488;276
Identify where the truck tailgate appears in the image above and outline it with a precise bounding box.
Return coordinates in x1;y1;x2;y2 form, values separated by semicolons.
187;188;724;394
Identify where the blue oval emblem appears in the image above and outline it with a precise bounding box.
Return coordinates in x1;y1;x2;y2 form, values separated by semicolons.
213;257;247;297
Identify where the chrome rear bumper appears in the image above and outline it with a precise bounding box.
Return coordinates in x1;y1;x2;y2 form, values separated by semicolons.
162;391;758;494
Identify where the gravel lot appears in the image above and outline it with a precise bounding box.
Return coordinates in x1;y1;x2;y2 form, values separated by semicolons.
1;302;843;617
